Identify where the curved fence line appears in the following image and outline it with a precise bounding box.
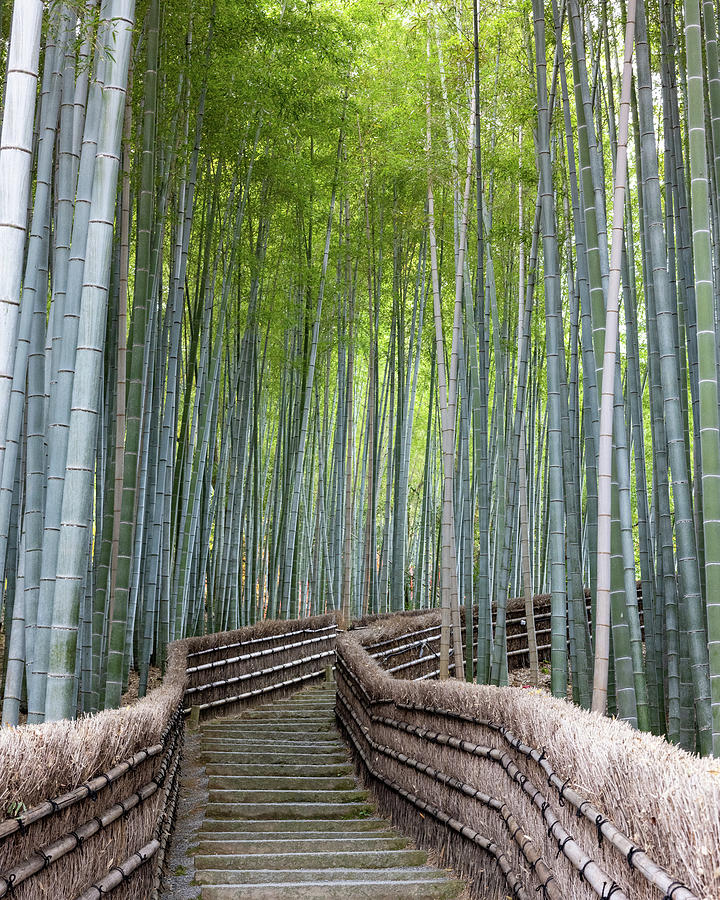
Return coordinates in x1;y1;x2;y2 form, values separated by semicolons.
0;612;338;900
336;618;717;900
0;598;714;900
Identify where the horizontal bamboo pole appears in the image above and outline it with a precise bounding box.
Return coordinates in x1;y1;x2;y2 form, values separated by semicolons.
355;695;622;900
362;591;629;659
74;839;160;900
394;703;698;900
185;633;335;675
337;647;696;900
183;665;330;715
0;728;182;897
149;753;182;900
0;704;183;843
186;624;337;661
337;688;563;899
0;615;337;899
367;627;443;656
335;691;532;900
184;648;335;697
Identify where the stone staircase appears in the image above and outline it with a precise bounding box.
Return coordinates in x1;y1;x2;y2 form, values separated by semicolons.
191;683;465;899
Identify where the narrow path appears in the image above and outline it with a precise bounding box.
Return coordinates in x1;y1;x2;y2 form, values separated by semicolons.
177;683;464;898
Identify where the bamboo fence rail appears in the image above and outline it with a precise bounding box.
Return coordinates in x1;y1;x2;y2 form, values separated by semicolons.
0;602;713;900
336;620;718;900
0;613;338;899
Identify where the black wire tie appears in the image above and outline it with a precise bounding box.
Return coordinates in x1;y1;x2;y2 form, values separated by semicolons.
627;845;644;870
559;778;571;806
536;874;555;900
595;814;606;846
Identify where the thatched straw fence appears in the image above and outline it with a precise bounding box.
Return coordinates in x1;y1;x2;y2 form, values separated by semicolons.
336;617;719;900
0;612;338;899
359;592;606;679
1;598;711;900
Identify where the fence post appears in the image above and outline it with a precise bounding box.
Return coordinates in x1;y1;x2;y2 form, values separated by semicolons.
188;705;200;731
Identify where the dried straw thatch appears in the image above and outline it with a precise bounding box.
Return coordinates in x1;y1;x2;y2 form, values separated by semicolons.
355;597;572;677
3;601;692;900
0;613;338;899
336;628;720;900
184;612;338;718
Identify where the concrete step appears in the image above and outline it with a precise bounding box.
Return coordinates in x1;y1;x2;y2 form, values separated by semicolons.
206;801;375;820
207;789;368;804
196;868;452;886
249;698;335;708
202;728;339;740
203;718;334;729
200;752;350;766
198;818;393;833
206;775;358;790
195;836;410;854
201;738;346;749
247;701;334;709
194;850;429;872
195;830;401;843
181;684;464;900
238;712;333;720
231;719;332;728
204;763;353;777
206;702;334;718
202;739;344;750
200;881;464;899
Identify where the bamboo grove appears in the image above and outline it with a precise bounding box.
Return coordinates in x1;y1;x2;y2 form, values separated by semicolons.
0;0;719;758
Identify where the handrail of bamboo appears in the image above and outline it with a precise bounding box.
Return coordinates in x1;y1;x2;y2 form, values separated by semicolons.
0;729;182;897
184;648;335;698
185;624;337;660
186;664;333;714
0;613;337;900
335;635;701;900
0;703;183;843
185;632;336;675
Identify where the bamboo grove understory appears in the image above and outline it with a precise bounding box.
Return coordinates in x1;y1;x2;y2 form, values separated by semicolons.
0;0;719;758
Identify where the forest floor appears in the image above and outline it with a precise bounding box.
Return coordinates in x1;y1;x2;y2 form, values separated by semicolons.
121;665;163;705
509;665;552;691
